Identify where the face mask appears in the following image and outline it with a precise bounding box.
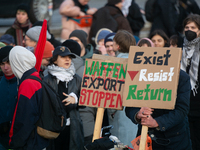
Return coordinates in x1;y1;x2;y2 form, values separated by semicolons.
185;30;197;41
26;46;35;53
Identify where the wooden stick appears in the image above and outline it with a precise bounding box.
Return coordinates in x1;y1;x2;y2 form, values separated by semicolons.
139;125;148;150
92;107;105;142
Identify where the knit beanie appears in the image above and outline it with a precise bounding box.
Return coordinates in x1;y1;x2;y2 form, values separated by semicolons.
0;34;15;45
16;3;30;17
107;0;122;5
62;39;81;56
0;42;6;48
104;32;116;45
0;46;13;63
26;26;51;42
69;30;88;47
43;41;54;58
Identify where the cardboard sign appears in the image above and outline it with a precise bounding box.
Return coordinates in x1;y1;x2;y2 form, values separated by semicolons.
79;58;127;110
123;46;182;110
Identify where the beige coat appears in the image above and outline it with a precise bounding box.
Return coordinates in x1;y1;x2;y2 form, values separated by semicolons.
59;0;97;40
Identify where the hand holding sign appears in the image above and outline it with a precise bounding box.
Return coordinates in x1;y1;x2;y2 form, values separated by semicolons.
137;107;154;119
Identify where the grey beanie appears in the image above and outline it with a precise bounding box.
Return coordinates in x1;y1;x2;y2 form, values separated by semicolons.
69;30;88;47
26;26;51;42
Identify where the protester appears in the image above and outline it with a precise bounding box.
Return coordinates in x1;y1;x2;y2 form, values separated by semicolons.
0;43;6;77
126;69;192;149
23;26;51;52
169;35;179;48
0;46;17;150
113;30;136;57
32;21;62;48
176;0;200;34
39;41;54;76
94;28;112;54
106;30;137;147
126;0;145;36
148;0;178;37
69;29;93;61
0;34;15;46
149;29;169;47
44;46;84;150
59;0;97;41
137;38;154;47
104;32;116;56
8;46;49;149
62;39;96;145
88;0;133;46
5;4;32;46
180;14;200;150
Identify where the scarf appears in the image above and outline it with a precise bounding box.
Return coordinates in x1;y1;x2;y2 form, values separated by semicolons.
181;37;200;96
47;62;75;87
12;19;32;46
73;0;89;14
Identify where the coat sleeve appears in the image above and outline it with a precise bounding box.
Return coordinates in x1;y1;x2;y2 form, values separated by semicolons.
154;70;191;132
59;0;81;17
125;107;140;124
9;80;42;148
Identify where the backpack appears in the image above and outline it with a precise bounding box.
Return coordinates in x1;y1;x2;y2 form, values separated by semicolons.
145;0;156;22
27;76;66;139
89;7;120;44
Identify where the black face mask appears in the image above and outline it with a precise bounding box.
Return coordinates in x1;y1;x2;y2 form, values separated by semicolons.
185;30;197;41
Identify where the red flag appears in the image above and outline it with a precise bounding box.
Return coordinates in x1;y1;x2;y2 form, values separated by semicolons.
34;19;47;72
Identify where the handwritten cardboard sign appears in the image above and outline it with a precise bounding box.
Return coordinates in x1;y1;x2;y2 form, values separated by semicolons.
123;46;182;110
79;58;127;110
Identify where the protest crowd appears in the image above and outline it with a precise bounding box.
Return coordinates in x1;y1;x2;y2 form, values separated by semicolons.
0;0;200;149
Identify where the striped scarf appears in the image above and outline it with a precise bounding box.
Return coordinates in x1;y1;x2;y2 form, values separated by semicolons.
12;19;32;46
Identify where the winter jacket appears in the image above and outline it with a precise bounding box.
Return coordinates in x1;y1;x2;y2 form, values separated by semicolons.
44;73;84;150
107;52;137;147
88;4;133;46
0;75;17;124
8;68;49;150
127;1;145;36
125;70;192;149
59;0;94;40
72;54;85;78
150;0;178;37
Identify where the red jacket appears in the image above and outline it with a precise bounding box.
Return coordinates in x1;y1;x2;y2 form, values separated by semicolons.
9;68;49;150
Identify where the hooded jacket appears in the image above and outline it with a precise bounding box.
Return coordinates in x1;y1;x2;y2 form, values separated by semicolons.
81;44;94;61
72;54;85;78
8;46;49;149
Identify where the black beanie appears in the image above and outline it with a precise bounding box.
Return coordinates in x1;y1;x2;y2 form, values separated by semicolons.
107;0;122;5
62;39;81;56
0;46;13;63
16;3;30;17
69;30;88;47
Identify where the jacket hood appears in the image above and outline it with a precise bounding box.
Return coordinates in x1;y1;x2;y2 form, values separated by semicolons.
9;46;36;79
81;44;94;60
72;54;84;71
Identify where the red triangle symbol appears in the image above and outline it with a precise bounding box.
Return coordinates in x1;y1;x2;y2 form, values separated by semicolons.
128;71;139;81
